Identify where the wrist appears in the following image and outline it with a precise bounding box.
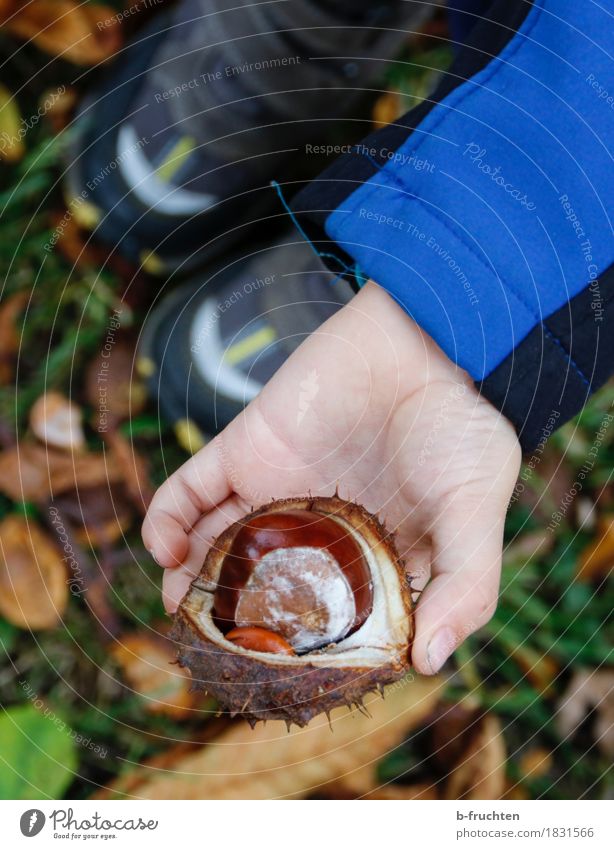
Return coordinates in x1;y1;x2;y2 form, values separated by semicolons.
357;279;521;453
357;279;474;388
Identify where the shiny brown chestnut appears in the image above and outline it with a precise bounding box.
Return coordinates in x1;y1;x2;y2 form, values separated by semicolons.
213;509;374;652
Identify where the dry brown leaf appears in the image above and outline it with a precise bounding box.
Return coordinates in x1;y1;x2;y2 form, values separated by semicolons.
335;700;504;801
0;441;124;502
50;211;104;269
104;429;154;516
53;483;133;548
431;700;483;769
0;514;67;629
518;747;553;780
444;714;506;800
556;668;614;758
50;211;140;279
328;700;482;800
30;391;85;451
0;291;28;384
1;1;123;66
86;341;147;428
45;505;122;637
576;516;614;583
111;631;197;720
100;674;445;799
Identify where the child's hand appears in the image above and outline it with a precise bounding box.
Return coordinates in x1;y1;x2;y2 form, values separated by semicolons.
142;281;521;674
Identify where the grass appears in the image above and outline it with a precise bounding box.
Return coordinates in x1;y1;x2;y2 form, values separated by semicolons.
0;9;612;800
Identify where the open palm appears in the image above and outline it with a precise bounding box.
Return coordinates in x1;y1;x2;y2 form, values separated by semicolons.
143;281;521;674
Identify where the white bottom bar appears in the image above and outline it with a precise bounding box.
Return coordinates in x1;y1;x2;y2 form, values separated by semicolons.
1;799;611;848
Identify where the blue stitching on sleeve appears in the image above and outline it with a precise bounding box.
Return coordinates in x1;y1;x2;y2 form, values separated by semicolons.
272;180;362;288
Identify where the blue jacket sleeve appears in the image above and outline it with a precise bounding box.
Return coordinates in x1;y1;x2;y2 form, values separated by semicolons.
292;0;614;451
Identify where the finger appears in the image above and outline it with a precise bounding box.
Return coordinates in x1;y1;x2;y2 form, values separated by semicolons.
142;436;231;567
162;494;253;613
162;564;198;615
411;511;506;676
398;540;432;593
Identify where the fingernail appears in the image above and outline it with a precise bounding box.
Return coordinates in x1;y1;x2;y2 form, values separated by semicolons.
427;627;457;674
147;548;161;566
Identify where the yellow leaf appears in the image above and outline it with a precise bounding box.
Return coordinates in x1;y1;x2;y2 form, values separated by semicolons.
576;515;614;583
0;83;24;162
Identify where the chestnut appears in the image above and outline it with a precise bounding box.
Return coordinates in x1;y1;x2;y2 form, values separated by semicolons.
226;626;296;655
173;495;413;727
213;509;374;652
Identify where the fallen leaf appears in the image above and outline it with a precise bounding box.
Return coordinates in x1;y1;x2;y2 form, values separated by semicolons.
99;674;445;799
53;483;133;548
0;703;78;799
105;429;153;516
0;290;28;384
45;505;121;638
111;631;197;720
49;212;103;268
0;514;67;629
0;83;24;162
372;90;401;127
431;700;483;769
576;515;614;583
444;714;506;800
1;1;123;66
85;341;147;428
556;668;614;758
30;391;85;451
0;441;124;502
340;700;505;801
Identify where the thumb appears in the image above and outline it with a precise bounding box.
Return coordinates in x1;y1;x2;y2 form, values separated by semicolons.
411;510;506;676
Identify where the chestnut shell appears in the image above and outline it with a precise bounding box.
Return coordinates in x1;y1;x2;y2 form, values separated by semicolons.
171;495;414;727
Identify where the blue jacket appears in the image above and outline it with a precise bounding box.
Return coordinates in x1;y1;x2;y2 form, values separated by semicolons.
293;0;614;450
